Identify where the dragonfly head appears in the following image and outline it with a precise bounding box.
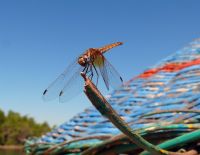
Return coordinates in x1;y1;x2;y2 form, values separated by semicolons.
78;56;87;66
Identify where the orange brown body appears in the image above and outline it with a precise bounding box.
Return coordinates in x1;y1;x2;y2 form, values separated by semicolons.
78;42;123;67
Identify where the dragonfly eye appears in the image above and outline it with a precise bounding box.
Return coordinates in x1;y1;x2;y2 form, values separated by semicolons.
78;57;87;66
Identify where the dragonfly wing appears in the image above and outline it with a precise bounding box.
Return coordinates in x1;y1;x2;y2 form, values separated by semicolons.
43;58;83;101
95;56;110;90
101;58;123;90
59;67;84;103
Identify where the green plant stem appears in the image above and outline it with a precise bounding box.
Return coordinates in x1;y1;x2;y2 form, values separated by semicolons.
81;73;168;155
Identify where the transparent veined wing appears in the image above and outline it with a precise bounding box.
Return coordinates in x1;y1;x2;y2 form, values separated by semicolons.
97;58;109;90
59;67;84;103
43;58;84;101
98;56;123;90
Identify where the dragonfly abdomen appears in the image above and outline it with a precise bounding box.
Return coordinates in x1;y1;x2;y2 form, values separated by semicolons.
99;42;123;54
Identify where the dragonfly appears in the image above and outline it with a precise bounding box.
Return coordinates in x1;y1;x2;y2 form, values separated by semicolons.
43;42;123;102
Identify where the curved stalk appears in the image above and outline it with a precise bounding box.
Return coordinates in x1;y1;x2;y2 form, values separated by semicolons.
80;72;168;155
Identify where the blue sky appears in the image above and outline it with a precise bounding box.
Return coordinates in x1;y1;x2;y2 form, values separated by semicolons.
0;0;200;126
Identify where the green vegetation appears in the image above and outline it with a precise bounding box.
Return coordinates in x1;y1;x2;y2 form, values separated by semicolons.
0;109;51;145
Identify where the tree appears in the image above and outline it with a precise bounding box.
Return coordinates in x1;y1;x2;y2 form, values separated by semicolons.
0;109;51;145
0;109;5;123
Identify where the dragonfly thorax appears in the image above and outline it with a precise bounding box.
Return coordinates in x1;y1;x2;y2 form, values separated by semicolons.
78;48;99;66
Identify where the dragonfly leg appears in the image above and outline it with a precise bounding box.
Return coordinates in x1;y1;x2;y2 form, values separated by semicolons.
92;63;99;86
82;66;86;72
88;64;94;80
83;63;89;74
